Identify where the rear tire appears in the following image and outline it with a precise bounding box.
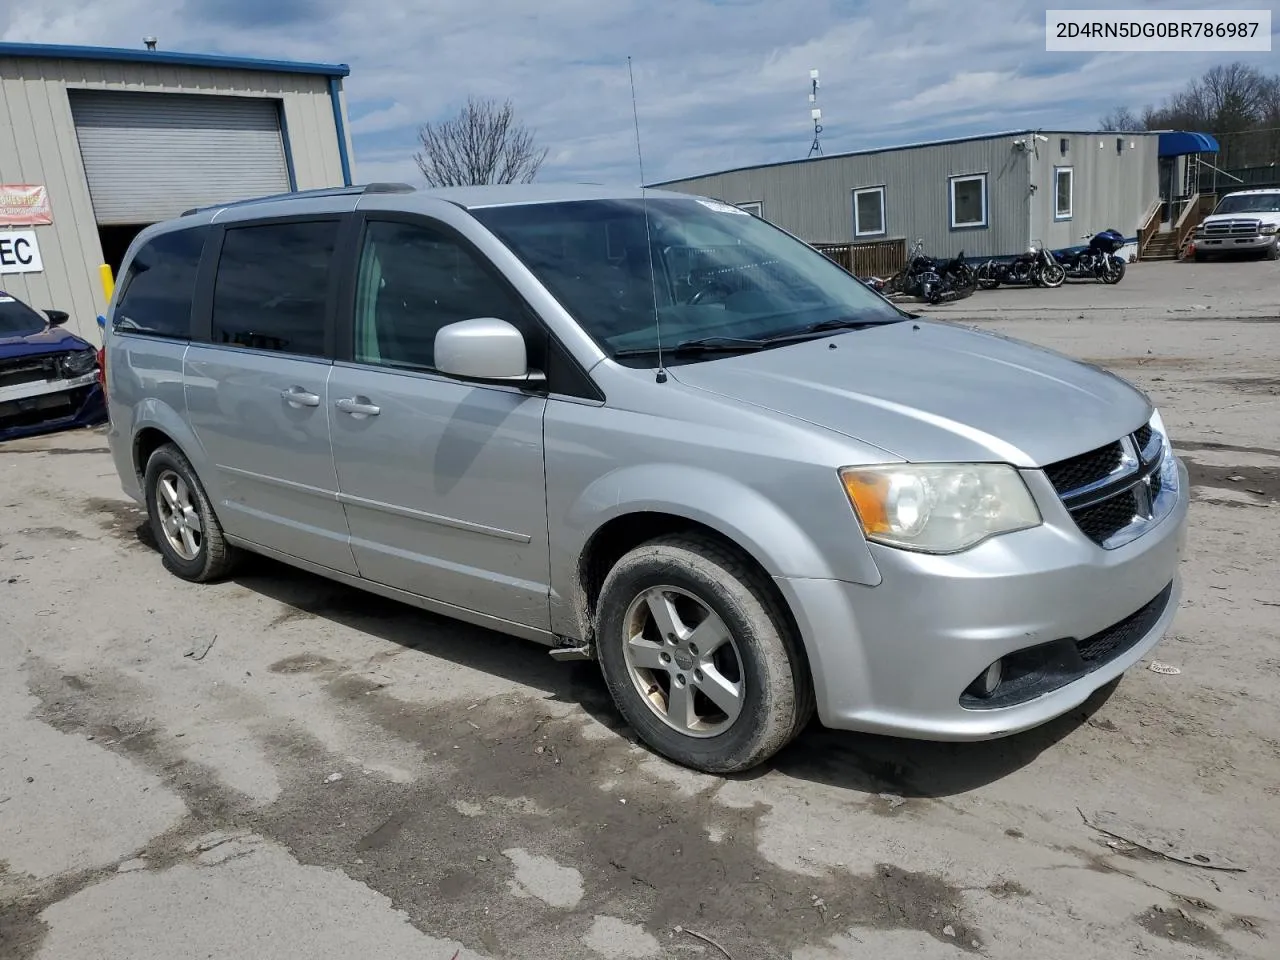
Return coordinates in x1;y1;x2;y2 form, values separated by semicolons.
595;534;813;774
144;443;237;583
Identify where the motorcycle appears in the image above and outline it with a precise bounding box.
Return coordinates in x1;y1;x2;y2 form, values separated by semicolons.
882;239;977;304
1050;229;1127;285
975;241;1066;289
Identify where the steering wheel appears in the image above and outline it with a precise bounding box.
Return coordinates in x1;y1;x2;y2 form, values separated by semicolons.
687;279;734;305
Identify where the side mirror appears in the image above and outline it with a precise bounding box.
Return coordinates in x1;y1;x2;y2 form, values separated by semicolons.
45;309;70;327
434;318;543;385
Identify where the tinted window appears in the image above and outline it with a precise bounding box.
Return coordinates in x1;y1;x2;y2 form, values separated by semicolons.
113;228;206;338
211;220;338;357
353;219;531;370
0;291;48;338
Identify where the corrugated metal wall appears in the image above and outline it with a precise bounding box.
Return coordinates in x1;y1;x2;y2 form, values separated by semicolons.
0;55;349;341
659;132;1161;260
1032;133;1160;250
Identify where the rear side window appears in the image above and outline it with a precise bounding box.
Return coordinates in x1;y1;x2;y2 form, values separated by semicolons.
113;228;207;338
210;220;339;357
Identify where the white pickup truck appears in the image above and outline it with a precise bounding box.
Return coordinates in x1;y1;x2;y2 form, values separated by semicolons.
1193;188;1280;262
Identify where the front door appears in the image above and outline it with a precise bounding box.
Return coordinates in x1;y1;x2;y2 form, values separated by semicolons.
184;217;358;574
327;215;551;630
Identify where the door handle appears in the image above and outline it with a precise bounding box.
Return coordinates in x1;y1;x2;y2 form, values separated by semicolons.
335;396;381;418
281;386;321;407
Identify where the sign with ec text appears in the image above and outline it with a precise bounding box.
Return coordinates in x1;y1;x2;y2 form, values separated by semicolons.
0;184;53;226
0;231;44;274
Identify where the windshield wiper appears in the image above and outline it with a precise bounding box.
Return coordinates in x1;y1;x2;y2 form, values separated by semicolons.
613;336;766;359
759;316;901;344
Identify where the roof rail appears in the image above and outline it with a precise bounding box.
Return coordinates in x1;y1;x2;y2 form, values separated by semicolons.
180;182;416;217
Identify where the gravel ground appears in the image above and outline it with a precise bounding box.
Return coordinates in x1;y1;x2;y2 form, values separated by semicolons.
2;258;1278;960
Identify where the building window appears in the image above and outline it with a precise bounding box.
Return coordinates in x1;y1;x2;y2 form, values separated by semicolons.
736;201;763;217
852;186;886;237
1054;166;1073;220
210;219;339;357
949;174;987;229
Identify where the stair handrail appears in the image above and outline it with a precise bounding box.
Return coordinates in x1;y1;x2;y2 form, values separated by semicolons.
1175;193;1214;255
1137;199;1163;258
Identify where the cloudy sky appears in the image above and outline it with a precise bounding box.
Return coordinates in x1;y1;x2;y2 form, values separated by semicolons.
3;0;1276;185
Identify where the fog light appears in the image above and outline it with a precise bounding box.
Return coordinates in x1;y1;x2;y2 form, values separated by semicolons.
969;659;1004;698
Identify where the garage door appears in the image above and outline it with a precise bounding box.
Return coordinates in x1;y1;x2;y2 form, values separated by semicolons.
69;90;292;225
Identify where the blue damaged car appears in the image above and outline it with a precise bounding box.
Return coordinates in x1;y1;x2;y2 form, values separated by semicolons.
0;290;106;442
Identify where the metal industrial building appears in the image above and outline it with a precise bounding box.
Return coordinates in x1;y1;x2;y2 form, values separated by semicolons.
652;129;1219;264
0;42;354;340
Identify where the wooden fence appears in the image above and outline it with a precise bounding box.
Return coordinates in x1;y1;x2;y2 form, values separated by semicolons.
812;238;907;278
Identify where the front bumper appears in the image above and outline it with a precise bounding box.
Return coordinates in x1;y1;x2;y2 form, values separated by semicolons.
777;459;1190;740
1194;234;1276;253
0;376;107;442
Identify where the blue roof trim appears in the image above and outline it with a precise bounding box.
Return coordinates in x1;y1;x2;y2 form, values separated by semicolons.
651;128;1160;186
1158;131;1219;157
0;42;349;77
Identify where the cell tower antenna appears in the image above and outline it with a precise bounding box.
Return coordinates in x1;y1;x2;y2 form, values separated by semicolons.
807;69;824;158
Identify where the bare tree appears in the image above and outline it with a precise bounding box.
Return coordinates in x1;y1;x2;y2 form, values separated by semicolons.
414;96;548;187
1099;106;1141;131
1104;62;1279;167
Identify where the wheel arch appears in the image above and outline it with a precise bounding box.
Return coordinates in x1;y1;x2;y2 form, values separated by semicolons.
128;400;210;491
558;464;873;684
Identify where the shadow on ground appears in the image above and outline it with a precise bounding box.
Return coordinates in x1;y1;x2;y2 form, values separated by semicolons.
119;519;1112;801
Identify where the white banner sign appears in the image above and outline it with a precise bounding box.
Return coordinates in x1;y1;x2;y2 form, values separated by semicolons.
0;230;43;274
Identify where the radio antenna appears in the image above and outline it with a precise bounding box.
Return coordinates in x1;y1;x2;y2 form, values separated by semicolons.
628;56;665;384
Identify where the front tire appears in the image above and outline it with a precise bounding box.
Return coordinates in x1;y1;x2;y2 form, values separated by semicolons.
144;443;237;582
1040;261;1066;287
595;534;813;774
1265;241;1279;261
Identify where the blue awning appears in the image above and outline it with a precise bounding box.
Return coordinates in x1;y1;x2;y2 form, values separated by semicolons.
1159;131;1219;157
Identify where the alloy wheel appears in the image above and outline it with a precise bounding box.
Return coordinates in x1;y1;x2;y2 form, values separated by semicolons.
622;585;746;737
155;468;204;561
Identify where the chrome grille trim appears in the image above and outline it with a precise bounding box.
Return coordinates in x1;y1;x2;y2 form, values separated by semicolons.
1199;218;1261;238
1045;423;1175;549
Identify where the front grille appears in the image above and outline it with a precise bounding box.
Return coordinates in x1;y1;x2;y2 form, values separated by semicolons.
1200;219;1260;238
0;354;59;390
1045;422;1168;549
1073;489;1140;543
1044;442;1123;495
0;385;89;431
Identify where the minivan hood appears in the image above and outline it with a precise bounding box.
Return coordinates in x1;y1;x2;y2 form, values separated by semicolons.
668;319;1151;467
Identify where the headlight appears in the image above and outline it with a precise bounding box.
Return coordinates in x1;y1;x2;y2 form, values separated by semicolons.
1260;223;1277;236
839;463;1041;553
60;348;98;377
1148;408;1180;494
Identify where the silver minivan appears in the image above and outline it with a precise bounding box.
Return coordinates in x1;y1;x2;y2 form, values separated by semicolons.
105;183;1189;773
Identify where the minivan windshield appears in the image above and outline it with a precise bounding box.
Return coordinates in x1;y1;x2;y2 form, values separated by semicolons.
472;198;906;363
1213;193;1280;215
0;292;48;339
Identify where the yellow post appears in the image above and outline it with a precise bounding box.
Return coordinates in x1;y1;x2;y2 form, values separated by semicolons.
98;263;114;305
